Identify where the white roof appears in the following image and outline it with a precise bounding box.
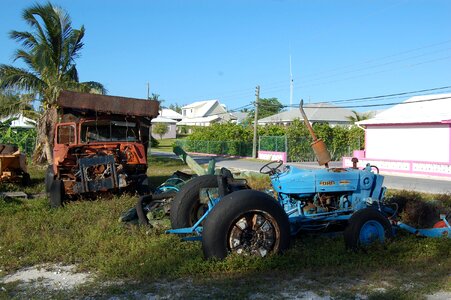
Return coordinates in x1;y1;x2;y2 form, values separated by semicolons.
177;115;221;125
182;100;219;117
357;93;451;125
258;103;353;124
160;108;182;120
151;116;177;124
0;113;36;128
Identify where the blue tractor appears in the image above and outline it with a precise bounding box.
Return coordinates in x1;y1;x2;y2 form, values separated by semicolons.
167;102;450;259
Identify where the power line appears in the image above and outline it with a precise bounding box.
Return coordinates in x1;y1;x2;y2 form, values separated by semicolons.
282;95;451;109
253;85;451;110
325;85;451;104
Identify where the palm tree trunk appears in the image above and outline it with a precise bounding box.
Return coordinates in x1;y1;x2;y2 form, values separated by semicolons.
33;107;57;164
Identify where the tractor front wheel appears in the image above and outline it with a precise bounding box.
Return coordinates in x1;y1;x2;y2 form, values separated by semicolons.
202;189;290;260
344;208;393;250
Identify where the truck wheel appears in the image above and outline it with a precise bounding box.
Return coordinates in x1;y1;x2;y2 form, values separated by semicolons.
136;175;150;195
344;208;393;250
170;175;218;229
49;180;64;208
45;165;54;193
21;173;31;185
202;190;290;260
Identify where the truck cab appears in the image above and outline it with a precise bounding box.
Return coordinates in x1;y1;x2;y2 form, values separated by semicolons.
47;91;159;207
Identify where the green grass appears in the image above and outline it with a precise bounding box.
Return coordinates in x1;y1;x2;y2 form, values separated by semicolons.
152;138;178;153
0;157;450;298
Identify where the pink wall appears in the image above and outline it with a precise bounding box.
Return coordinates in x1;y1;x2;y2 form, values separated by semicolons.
343;123;451;178
258;151;287;163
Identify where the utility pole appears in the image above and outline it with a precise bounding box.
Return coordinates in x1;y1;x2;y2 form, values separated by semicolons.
147;81;152;157
147;82;150;99
252;85;260;158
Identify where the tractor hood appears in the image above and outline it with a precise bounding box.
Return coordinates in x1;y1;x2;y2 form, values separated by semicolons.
271;165;378;195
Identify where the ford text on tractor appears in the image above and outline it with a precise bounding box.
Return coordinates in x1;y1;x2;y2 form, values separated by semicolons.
167;100;451;259
46;91;159;207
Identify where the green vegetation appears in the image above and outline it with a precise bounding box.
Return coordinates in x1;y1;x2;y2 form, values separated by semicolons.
0;2;105;164
153;138;178;153
0;157;450;299
247;97;284;121
152;123;169;140
0;122;36;155
179;121;364;160
346;110;374;123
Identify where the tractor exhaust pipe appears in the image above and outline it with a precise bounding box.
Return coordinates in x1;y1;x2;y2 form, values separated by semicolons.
299;100;331;168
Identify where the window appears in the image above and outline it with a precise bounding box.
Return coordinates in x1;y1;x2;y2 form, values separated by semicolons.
57;125;76;144
80;120;138;143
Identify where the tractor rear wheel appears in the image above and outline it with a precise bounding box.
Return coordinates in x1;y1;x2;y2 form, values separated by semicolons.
202;189;290;260
170;175;218;229
344;208;393;250
49;179;64;208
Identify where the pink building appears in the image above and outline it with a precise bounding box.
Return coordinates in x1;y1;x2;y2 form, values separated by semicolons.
343;93;451;178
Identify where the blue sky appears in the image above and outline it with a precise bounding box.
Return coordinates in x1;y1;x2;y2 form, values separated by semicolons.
1;0;450;112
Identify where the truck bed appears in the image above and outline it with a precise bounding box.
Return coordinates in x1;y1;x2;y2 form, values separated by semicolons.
57;91;160;118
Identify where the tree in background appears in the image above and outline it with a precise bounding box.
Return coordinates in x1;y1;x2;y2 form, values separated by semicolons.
149;93;166;109
247;97;284;122
0;2;105;163
168;103;182;114
153;123;169;139
346;110;374;124
0;90;38;120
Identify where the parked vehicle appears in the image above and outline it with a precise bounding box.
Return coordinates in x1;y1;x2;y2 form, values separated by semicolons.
46;91;159;207
0;144;30;185
167;102;450;259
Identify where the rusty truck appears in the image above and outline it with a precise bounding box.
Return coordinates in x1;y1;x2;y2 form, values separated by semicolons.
46;91;159;207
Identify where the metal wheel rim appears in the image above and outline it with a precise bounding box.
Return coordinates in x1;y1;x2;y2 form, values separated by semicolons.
189;203;208;226
359;220;385;245
227;210;280;257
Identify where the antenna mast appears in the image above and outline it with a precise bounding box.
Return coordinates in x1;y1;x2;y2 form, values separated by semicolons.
289;54;294;111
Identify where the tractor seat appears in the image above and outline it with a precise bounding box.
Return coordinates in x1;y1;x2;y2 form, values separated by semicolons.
218;167;250;196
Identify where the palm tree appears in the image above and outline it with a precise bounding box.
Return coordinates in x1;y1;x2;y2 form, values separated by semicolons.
346;110;373;124
0;2;105;163
149;93;166;108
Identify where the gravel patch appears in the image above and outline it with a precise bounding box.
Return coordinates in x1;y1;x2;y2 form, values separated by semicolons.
1;263;92;290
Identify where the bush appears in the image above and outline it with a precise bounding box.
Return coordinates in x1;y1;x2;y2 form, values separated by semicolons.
182;120;364;161
0;123;36;155
386;190;451;228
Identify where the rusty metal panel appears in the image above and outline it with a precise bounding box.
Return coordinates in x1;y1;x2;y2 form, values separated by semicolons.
57;90;160;118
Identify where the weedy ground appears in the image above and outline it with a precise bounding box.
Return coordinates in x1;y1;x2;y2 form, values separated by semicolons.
0;156;450;299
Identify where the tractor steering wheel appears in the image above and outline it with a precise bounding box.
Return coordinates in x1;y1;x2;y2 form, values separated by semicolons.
259;160;284;175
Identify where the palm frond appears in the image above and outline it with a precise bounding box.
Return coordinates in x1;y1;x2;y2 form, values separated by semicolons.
9;30;38;49
13;49;33;67
79;81;108;95
65;65;79;82
0;64;46;93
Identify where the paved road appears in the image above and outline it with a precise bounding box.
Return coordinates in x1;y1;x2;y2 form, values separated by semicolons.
152;151;451;194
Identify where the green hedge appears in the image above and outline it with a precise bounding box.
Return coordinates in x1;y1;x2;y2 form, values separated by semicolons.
181;121;364;161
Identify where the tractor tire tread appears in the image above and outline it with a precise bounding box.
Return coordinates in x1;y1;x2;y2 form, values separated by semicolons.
202;189;291;260
170;174;218;229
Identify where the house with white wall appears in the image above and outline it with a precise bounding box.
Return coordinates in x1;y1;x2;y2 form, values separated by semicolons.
159;108;183;122
151;116;177;139
343;93;451;178
0;113;36;128
177;100;236;126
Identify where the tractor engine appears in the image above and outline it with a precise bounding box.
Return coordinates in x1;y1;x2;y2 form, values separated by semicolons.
271;164;385;218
